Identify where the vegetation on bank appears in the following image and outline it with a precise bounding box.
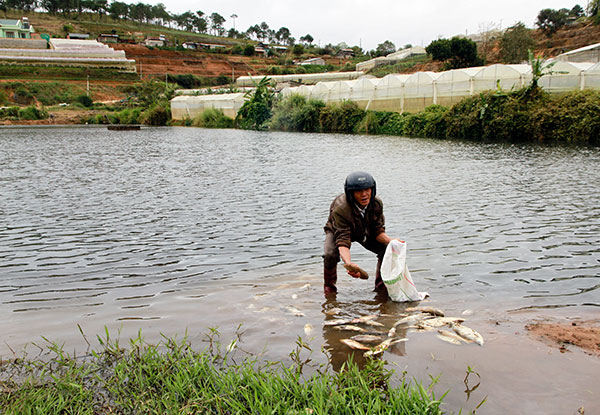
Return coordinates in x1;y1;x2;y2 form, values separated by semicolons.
227;77;600;145
0;331;444;414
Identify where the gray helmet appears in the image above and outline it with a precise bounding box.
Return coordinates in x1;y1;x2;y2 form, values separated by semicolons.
344;171;376;203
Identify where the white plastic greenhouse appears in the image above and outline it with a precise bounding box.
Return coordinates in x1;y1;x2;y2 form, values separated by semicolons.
171;93;245;120
235;71;364;87
172;61;600;120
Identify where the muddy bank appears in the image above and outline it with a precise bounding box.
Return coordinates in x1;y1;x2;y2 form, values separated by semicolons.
526;319;600;356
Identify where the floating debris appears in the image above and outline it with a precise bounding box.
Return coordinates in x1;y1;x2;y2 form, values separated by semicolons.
300;283;311;291
340;338;370;351
387;326;397;338
284;306;305;317
343;263;369;279
406;306;444;317
324;319;351;326
452;323;484;346
324;307;343;316
304;324;314;336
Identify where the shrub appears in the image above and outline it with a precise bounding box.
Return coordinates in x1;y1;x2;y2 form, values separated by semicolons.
140;103;171;126
236;77;275;130
0;90;9;105
243;44;255;56
18;106;48;120
75;94;93;107
0;106;19;118
319;100;365;134
192;108;234;128
13;87;34;105
270;94;324;132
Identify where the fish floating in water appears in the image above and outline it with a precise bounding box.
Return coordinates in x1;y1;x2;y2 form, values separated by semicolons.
340;338;371;351
324;307;343;316
437;329;469;343
451;323;484;346
350;334;386;344
333;325;368;333
284;306;305;317
304;324;314;336
406;306;445;317
364;337;408;357
394;313;432;327
436;333;462;345
343;263;369;279
415;317;465;329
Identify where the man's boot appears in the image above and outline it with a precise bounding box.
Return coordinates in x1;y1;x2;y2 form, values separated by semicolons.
374;257;388;295
324;266;337;295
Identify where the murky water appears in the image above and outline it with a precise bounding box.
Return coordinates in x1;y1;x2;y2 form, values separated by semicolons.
1;126;599;413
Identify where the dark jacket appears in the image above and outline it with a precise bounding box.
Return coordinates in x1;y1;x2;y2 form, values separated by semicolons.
324;194;385;248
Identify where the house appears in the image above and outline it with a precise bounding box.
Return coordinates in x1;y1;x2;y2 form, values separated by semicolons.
144;38;164;47
0;17;35;39
198;43;227;51
336;48;355;59
298;57;326;66
182;42;198;50
271;45;288;53
97;34;119;44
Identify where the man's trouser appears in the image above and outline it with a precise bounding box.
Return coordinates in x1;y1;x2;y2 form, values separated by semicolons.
323;232;388;294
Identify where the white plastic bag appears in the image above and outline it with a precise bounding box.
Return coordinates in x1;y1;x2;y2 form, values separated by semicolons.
381;240;428;302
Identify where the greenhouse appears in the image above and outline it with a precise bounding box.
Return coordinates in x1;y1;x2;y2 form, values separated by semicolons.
235;71;364;87
171;93;245;120
539;61;594;92
471;64;531;93
172;60;600;120
435;67;484;107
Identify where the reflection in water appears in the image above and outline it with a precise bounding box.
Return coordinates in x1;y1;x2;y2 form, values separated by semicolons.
321;295;411;371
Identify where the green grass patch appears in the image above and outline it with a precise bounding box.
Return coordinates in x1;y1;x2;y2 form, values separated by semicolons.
0;330;444;414
368;55;432;78
0;65;139;82
192;108;234;128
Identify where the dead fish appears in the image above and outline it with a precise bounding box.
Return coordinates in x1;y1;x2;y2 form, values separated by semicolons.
394;314;432;327
406;306;445;317
387;327;397;338
324;307;343;316
452;323;484;346
350;334;386;344
323;319;351;326
437;329;469;343
285;306;305;317
333;325;367;333
343;263;369;279
340;338;370;351
300;283;311;291
304;324;314;336
363;337;408;357
351;314;377;323
436;333;462;345
417;317;465;329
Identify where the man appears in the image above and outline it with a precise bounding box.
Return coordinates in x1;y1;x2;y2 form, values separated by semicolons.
323;171;395;296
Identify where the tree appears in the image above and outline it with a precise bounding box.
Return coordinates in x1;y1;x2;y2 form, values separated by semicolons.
426;38;452;61
374;40;395;57
426;37;481;69
499;22;535;64
108;1;129;20
569;4;584;18
275;27;291;44
236;77;275;130
293;44;304;55
194;10;207;33
477;21;501;64
536;8;568;36
299;34;313;45
588;0;600;23
210;12;226;36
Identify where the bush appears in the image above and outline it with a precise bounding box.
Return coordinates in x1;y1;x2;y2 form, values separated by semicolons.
192;108;234;128
13;87;34;105
319;101;366;134
18;106;48;120
75;94;93;107
243;44;255;56
270;94;325;132
140;103;171;126
0;106;19;118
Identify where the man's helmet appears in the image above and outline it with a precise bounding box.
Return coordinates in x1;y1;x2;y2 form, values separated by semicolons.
344;171;376;204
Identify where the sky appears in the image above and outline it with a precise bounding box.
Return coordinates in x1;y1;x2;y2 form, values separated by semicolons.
130;0;587;51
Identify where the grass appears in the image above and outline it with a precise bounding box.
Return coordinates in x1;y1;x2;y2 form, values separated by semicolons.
0;65;139;82
0;329;445;414
368;55;432;78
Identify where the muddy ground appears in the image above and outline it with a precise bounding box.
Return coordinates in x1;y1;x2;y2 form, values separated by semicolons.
526;319;600;357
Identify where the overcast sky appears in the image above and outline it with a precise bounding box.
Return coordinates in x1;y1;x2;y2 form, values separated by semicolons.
133;0;587;51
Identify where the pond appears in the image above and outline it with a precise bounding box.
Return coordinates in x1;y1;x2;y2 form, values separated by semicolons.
1;126;599;413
